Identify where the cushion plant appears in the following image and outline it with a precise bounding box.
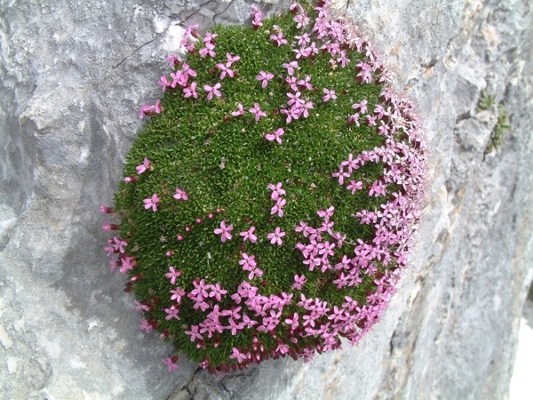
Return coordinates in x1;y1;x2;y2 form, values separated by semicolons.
101;0;426;374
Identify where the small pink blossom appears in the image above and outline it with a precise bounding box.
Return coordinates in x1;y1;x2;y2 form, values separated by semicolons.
143;193;160;211
323;88;337;102
267;227;285;245
214;220;233;242
162;357;179;372
173;187;188;201
136;157;151;174
165;266;182;285
249;103;267;121
256;71;274;88
240;226;257;243
231;103;245;117
204;83;222;100
183;82;198;99
264;128;284;144
267;182;286;200
229;347;248;363
291;274;307;291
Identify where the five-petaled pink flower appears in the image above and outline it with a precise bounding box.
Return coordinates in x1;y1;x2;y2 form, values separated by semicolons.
165;266;182;284
136;157;151;174
162;357;179;372
323;88;337;102
229;347;248;363
264;128;284;144
231;103;245;117
240;226;257;243
268;182;286;200
214;220;233;242
249;103;267;121
291;274;307;290
267;227;286;245
143;193;160;211
256;71;274;88
173;187;188;201
204;83;222;100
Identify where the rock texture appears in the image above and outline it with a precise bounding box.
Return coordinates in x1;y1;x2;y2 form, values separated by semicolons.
0;0;532;399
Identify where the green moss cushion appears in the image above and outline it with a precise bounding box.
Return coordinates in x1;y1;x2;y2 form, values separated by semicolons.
101;0;426;373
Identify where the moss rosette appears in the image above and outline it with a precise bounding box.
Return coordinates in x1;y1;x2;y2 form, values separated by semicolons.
102;0;426;373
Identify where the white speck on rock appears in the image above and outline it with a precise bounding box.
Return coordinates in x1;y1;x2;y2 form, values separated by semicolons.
6;357;18;374
153;15;169;34
160;24;186;55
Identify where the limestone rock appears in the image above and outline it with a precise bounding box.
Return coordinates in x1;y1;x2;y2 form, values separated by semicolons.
1;0;532;399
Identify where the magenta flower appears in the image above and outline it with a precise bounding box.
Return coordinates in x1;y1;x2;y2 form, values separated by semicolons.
214;220;233;242
270;31;288;46
183;82;198;99
184;325;203;342
209;283;228;302
264;128;284;144
135;157;151;174
229;347;248;363
134;300;150;312
165;266;182;284
204;83;222;100
282;61;298;76
267;182;286;200
322;88;337;102
216;63;235;79
162;357;179;372
182;63;197;77
256;71;274;88
231;103;245;117
291;274;307;290
158;75;171;92
173;187;188;201
240;226;257;243
267;227;286;245
143;193;160;211
165;306;180;321
225;53;241;67
140;319;153;333
249;103;267;121
170;287;186;302
199;42;216;58
347;180;363;194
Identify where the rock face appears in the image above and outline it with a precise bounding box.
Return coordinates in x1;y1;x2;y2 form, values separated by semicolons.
0;0;532;399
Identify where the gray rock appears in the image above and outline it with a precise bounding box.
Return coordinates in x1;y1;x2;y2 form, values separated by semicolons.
1;0;532;399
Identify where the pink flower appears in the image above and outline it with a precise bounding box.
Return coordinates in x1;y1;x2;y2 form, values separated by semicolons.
229;347;248;363
231;103;245;117
209;283;228;302
347;180;363;194
136;157;151;174
162;357;179;372
184;325;203;342
226;53;241;66
267;182;286;200
204;83;222;100
143;193;160;211
183;82;198;99
199;42;216;58
249;103;267;121
173;187;188;201
291;275;307;290
165;266;182;284
165;306;180;321
158;75;171;92
267;227;285;245
271;197;286;217
134;300;150;312
256;71;274;88
216;63;235;79
214;220;233;242
170;287;186;302
264;128;284;144
282;61;298;75
323;88;337;102
140;319;153;333
240;226;257;243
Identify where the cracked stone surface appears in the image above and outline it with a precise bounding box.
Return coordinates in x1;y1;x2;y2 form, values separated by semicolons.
1;0;532;399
